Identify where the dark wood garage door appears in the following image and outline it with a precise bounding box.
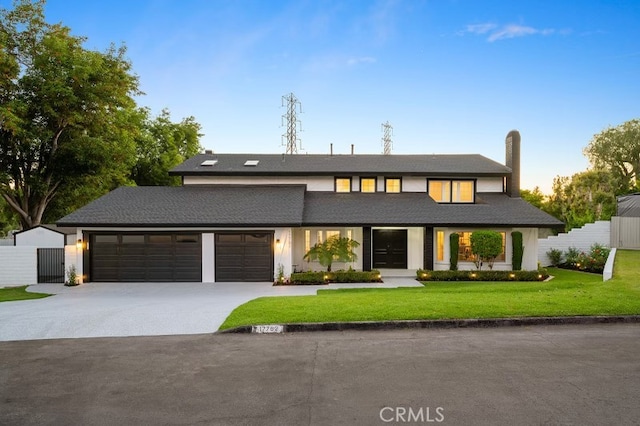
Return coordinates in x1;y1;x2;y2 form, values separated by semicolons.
215;233;273;282
90;233;201;282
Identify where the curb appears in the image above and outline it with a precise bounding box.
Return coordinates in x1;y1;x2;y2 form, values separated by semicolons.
218;315;640;334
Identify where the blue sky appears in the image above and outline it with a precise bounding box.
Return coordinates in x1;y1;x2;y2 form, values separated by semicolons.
26;0;640;192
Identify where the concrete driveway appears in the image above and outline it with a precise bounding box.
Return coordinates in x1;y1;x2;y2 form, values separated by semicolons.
0;278;421;341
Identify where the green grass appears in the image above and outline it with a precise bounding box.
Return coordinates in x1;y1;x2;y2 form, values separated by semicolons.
220;249;640;330
0;285;52;302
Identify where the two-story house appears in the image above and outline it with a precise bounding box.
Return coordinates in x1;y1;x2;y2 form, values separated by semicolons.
58;130;563;283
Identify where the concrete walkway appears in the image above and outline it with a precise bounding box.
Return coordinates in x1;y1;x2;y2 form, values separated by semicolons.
0;278;421;342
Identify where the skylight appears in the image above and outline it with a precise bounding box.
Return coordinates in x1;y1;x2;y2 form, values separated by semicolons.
244;160;259;166
200;160;218;166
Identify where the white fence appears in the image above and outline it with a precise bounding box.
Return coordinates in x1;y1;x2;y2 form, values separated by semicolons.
610;217;640;249
0;247;37;287
538;221;611;266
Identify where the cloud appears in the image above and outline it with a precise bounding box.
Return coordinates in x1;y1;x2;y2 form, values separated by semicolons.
462;22;557;42
347;56;376;66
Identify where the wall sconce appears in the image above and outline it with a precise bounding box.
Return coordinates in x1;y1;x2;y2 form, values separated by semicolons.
275;238;281;246
76;239;83;250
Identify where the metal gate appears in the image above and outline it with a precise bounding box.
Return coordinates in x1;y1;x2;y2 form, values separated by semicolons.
37;248;65;283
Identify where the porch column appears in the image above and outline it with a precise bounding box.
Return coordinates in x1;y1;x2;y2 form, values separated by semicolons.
362;226;372;271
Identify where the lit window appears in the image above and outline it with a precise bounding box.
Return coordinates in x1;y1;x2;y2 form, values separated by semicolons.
385;178;401;193
436;231;444;261
304;230;311;252
317;230;323;244
335;178;351;193
429;180;474;203
429;181;451;202
457;232;505;262
360;178;376;193
326;230;340;240
347;229;352;240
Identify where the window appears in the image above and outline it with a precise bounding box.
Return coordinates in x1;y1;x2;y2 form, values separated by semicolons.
304;230;311;252
436;231;444;261
317;230;323;244
335;178;351;193
149;235;172;244
429;180;474;203
326;230;340;240
385;178;401;193
360;177;376;193
122;235;144;244
347;229;352;240
457;232;506;262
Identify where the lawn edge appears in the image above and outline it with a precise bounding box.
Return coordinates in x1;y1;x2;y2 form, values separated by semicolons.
218;315;640;334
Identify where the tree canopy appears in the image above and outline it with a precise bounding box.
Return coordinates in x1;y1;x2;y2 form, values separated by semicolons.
0;0;140;228
583;118;640;192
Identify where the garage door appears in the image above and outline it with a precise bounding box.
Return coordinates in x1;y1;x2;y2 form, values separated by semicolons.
90;233;201;282
215;233;273;282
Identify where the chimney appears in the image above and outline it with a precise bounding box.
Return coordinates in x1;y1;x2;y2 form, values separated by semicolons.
204;149;213;155
351;144;354;155
505;130;521;198
330;143;333;156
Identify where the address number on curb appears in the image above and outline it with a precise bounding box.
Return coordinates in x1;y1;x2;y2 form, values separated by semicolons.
252;325;284;334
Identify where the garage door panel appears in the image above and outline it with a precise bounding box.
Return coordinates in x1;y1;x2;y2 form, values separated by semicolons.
91;234;201;282
215;233;273;282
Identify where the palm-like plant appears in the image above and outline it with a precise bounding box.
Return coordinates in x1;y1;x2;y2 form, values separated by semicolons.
303;236;360;272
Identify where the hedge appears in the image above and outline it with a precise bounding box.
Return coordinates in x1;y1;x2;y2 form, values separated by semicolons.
286;270;383;285
416;269;548;282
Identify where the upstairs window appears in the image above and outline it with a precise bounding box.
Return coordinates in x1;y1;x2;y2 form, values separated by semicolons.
428;180;475;203
360;177;377;193
335;178;351;193
385;178;401;193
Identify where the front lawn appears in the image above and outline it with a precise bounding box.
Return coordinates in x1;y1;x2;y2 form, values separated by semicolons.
219;250;640;330
0;285;52;302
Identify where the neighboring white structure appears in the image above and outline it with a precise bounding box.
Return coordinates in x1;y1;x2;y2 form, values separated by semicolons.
14;226;65;248
538;221;611;266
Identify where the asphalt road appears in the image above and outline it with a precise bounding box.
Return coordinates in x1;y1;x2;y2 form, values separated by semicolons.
1;324;639;425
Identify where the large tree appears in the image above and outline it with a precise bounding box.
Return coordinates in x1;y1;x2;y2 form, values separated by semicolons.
583;118;640;192
0;0;140;229
131;108;203;186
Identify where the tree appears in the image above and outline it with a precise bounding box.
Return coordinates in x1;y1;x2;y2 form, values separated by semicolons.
511;231;523;271
520;187;546;209
0;197;19;237
303;236;360;272
546;169;619;230
131;108;203;186
583;119;640;193
470;231;503;270
0;0;140;228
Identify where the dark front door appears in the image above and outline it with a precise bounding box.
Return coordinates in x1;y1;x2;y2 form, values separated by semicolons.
373;229;407;269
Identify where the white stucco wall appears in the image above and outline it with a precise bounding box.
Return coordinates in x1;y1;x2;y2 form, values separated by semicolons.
0;247;37;287
183;176;334;191
274;228;293;279
402;177;427;192
201;233;215;282
407;227;424;269
15;227;64;248
476;177;504;193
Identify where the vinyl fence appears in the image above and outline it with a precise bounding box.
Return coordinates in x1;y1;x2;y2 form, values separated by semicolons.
610;217;640;249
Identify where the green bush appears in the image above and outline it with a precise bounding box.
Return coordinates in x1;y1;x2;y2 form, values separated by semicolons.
470;230;503;270
416;269;548;282
546;248;563;266
449;233;459;271
511;231;523;271
64;265;79;287
289;269;382;285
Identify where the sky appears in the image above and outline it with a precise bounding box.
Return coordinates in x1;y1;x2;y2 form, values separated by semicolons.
15;0;640;193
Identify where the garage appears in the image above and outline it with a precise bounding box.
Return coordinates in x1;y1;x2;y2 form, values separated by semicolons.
215;232;273;282
90;233;201;282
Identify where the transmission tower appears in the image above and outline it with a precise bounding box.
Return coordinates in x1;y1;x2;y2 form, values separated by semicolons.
382;121;393;155
281;92;302;154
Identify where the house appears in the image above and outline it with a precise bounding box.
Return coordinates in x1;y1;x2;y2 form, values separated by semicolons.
57;130;563;283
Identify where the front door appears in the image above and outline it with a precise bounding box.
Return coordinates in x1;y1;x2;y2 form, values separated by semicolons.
372;229;407;269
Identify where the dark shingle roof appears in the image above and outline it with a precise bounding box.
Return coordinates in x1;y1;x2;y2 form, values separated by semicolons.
170;153;511;177
58;186;563;229
302;192;564;227
57;186;306;227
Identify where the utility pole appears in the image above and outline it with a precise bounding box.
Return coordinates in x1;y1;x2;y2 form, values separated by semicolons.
281;93;302;154
382;121;393;155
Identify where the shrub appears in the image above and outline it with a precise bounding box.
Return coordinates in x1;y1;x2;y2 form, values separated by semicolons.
416;269;548;282
546;248;563;266
565;247;581;265
470;230;503;270
65;265;79;287
449;233;459;271
289;269;382;285
511;231;523;271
